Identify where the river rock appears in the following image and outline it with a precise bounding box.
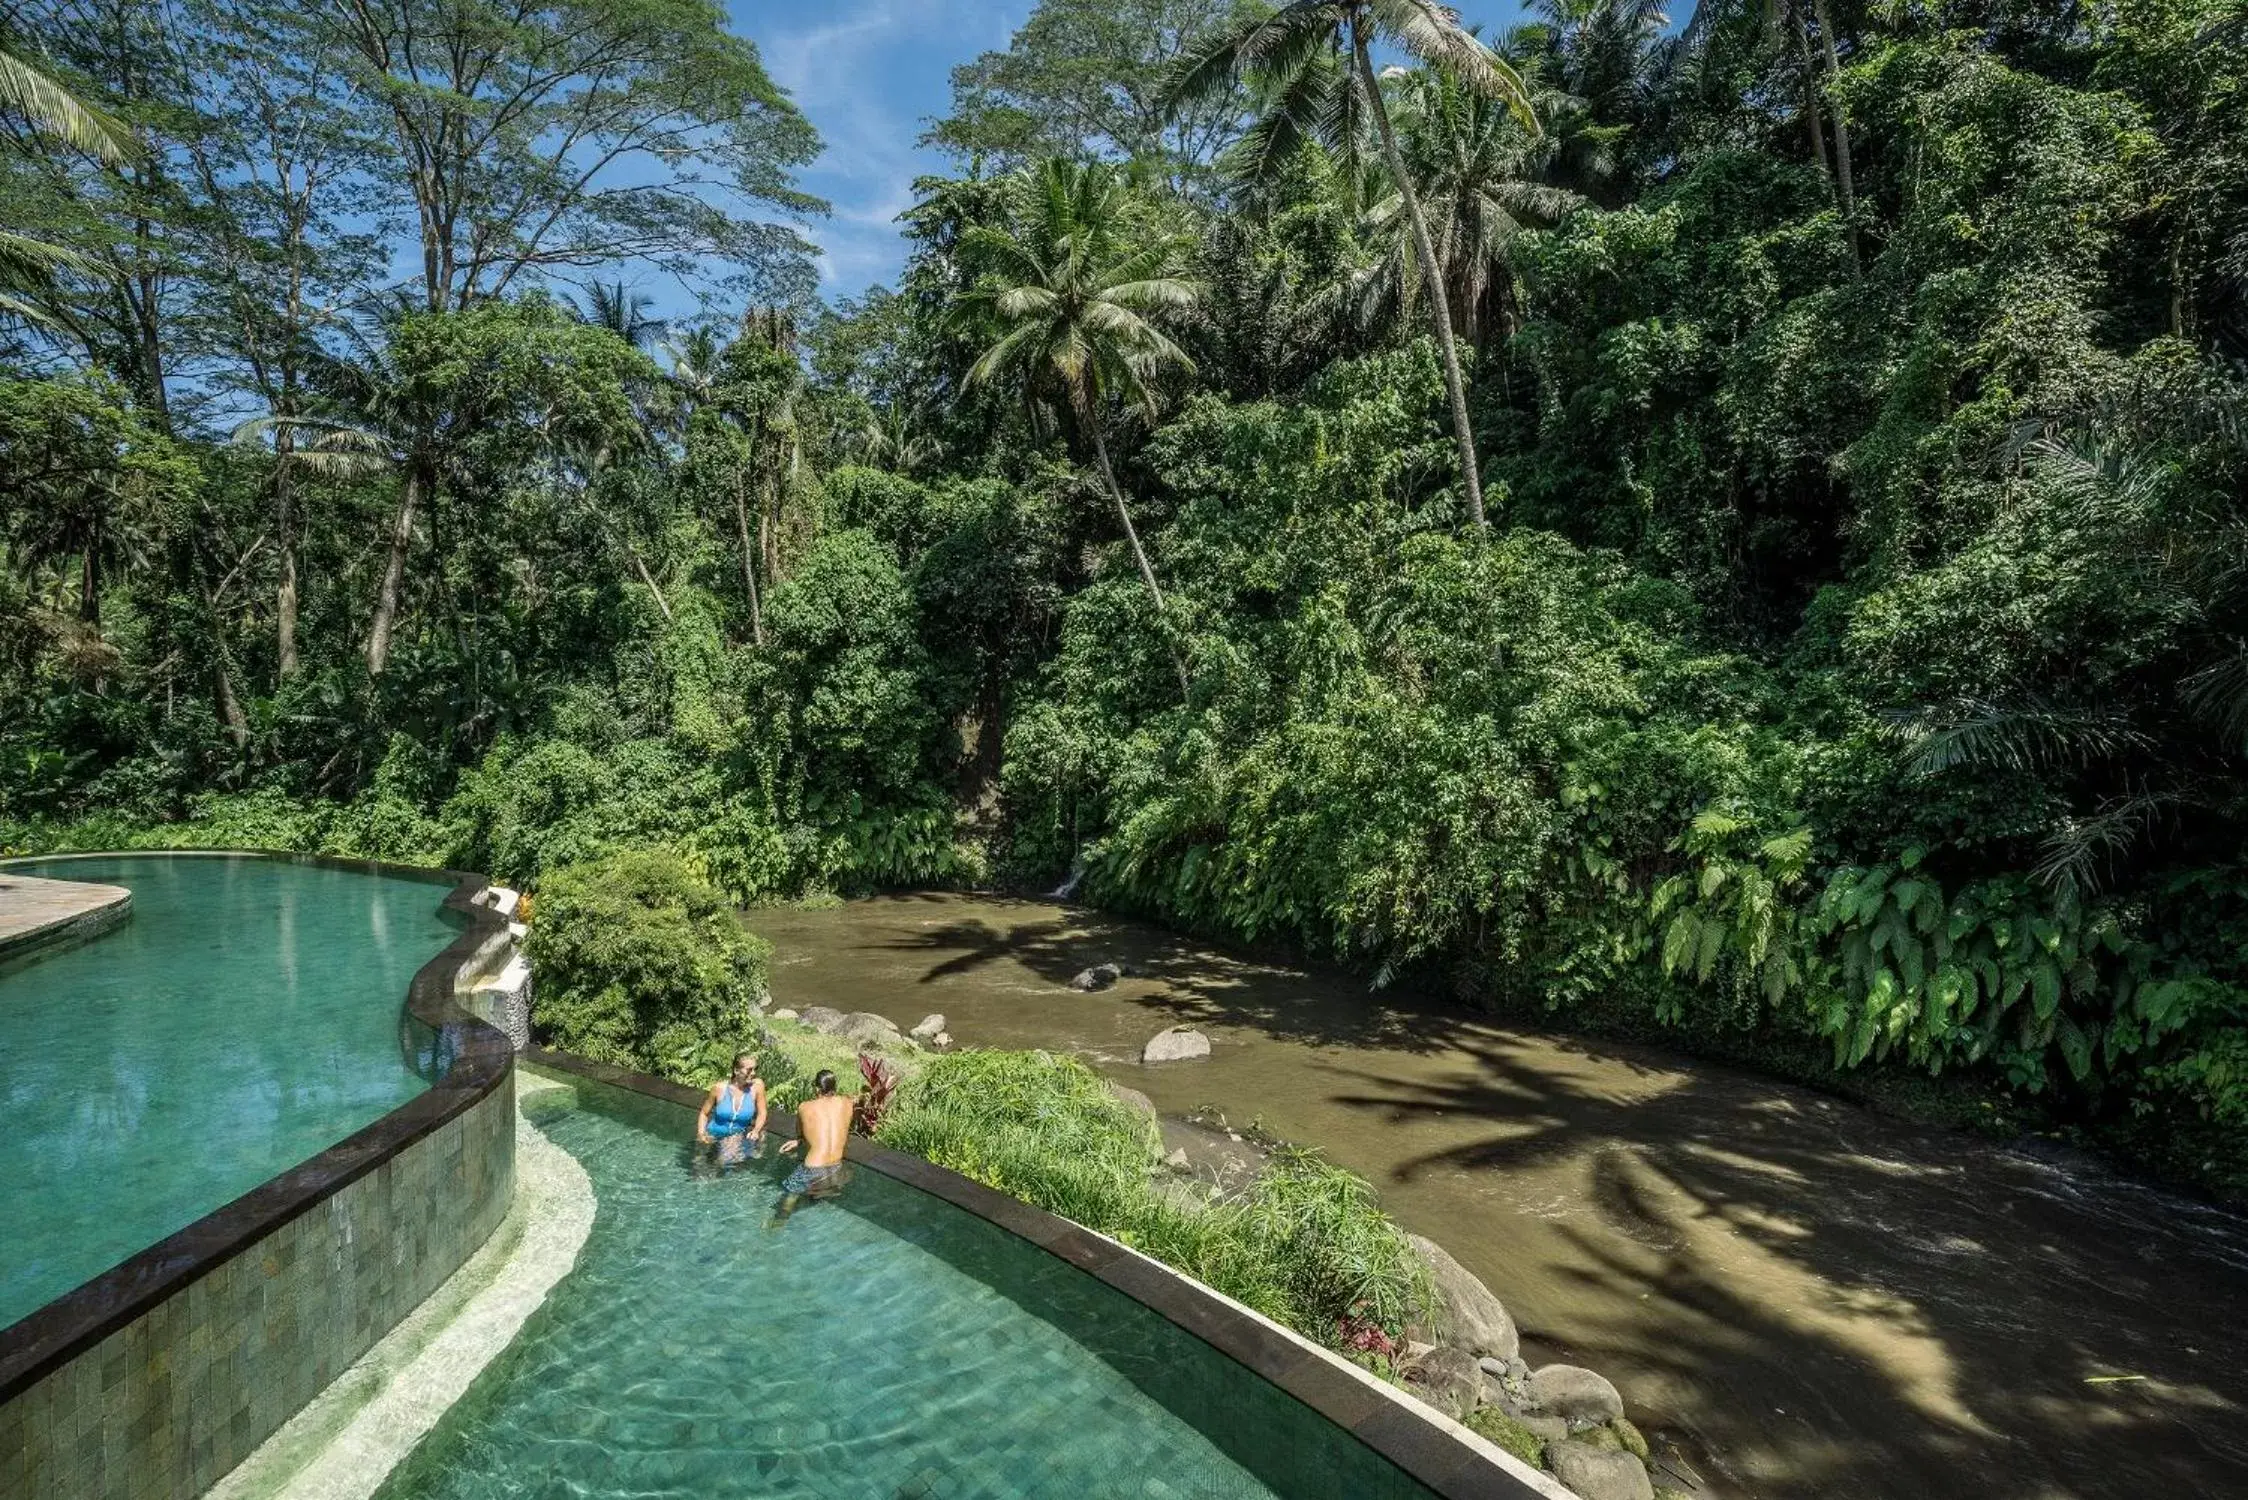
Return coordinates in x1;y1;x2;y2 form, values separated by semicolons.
1523;1364;1625;1424
909;1013;946;1041
933;1032;951;1048
1479;1354;1528;1385
1407;1234;1519;1362
1070;962;1124;992
770;1008;800;1022
1107;1081;1159;1125
836;1011;901;1046
1479;1355;1529;1407
1142;1026;1210;1063
1401;1346;1482;1420
798;1006;846;1035
1516;1412;1570;1445
1546;1440;1652;1500
1163;1147;1193;1172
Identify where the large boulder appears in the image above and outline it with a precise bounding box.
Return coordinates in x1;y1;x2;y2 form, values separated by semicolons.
1142;1026;1210;1063
1400;1346;1482;1421
1523;1364;1625;1425
909;1013;947;1042
1546;1440;1652;1500
836;1011;901;1047
1407;1234;1519;1362
798;1006;847;1035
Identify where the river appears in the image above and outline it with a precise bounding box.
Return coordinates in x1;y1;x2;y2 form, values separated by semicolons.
743;893;2248;1500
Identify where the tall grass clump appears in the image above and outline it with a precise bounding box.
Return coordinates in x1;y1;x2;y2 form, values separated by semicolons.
878;1049;1159;1228
876;1049;1431;1344
1238;1149;1432;1334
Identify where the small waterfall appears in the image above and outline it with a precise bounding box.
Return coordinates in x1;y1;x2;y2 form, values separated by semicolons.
1045;863;1084;901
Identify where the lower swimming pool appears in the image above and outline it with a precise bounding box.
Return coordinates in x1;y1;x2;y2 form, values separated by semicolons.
0;854;461;1330
373;1069;1434;1500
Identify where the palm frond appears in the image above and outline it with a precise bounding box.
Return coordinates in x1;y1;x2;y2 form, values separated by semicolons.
0;47;135;163
1099;277;1204;313
1890;697;2155;778
0;288;57;327
0;229;108;282
2182;647;2248;748
1373;0;1541;134
2032;789;2191;899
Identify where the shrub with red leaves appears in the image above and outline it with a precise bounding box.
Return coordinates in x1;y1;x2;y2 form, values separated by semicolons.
855;1054;897;1135
1335;1301;1398;1359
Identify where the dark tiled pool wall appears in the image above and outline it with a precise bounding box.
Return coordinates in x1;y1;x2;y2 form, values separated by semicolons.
0;1073;514;1500
0;857;521;1500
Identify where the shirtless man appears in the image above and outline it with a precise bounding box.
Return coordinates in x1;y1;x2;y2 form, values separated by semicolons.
773;1069;852;1224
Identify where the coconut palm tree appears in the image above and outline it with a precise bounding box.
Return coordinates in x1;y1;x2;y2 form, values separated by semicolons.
953;158;1198;691
575;280;667;350
1520;0;1672;205
851;405;943;474
0;41;135;323
1358;67;1578;352
1170;1;1537;526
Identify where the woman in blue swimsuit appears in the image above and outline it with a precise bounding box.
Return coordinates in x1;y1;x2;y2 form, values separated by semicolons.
695;1052;767;1166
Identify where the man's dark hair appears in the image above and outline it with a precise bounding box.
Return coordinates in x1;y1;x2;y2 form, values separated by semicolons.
813;1069;837;1096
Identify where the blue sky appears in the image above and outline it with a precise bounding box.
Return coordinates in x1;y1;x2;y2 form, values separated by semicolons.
742;0;1539;304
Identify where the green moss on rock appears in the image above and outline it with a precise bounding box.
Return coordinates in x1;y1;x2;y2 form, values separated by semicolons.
1465;1405;1551;1469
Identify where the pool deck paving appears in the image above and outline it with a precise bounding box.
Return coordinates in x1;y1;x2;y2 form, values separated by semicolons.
0;873;133;962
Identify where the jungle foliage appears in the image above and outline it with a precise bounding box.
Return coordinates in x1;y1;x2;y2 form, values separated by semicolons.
4;0;2247;1192
522;847;771;1071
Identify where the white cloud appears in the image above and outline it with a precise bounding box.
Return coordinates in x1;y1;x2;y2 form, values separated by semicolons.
745;0;1026;295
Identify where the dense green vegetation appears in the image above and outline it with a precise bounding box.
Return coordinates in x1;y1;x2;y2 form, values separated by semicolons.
4;0;2246;1194
521;847;771;1073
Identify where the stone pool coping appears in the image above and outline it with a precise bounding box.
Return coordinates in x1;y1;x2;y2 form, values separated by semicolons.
0;872;132;965
523;1045;1574;1500
0;851;518;1407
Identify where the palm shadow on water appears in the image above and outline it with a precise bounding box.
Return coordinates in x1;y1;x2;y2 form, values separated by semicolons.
831;897;2248;1500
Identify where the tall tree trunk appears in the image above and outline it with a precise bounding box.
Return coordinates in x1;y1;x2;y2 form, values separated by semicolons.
79;544;100;625
735;469;765;646
760;467;781;584
1355;22;1487;526
758;500;774;593
366;461;425;676
213;650;249;751
628;549;673;622
1088;419;1190;697
1809;0;1861;269
274;425;299;679
1791;9;1830;183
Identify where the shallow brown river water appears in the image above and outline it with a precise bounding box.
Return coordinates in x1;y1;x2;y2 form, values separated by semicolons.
744;893;2248;1500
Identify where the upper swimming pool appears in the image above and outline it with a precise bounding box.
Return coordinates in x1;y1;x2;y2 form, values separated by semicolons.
0;853;463;1330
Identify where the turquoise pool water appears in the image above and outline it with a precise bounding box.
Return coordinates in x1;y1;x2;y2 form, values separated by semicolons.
0;854;461;1329
378;1071;1434;1500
